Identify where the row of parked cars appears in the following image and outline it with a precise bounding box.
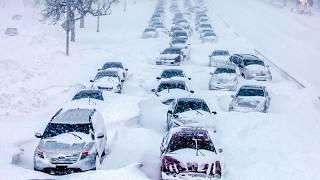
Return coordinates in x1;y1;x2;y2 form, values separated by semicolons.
151;0;224;179
33;62;129;174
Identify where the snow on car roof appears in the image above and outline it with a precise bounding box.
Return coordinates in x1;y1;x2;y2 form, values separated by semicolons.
162;69;183;73
240;85;266;90
177;97;205;103
51;109;95;124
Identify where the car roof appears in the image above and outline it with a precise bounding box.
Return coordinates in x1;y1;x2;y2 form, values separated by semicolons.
76;89;102;94
162;69;184;73
51;109;95;124
240;85;266;90
234;54;260;60
159;79;186;85
170;127;210;138
177;97;205;103
215;64;236;70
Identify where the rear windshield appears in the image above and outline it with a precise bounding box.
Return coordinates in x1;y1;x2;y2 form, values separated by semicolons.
237;88;264;97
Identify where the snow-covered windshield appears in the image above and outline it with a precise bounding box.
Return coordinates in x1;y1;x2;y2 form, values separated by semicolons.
174;100;210;114
243;59;264;66
43;123;93;138
174;32;187;37
157;82;186;92
145;28;156;32
95;71;118;80
102;62;123;69
161;70;184;78
200;24;212;28
214;68;235;74
162;48;181;54
213;50;229;56
168;135;215;152
72;90;103;101
237;88;264;97
172;39;186;44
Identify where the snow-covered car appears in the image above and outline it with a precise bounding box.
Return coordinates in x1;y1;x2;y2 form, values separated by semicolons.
156;69;191;81
156;48;184;66
64;89;106;108
209;50;230;67
142;27;159;38
171;31;188;41
167;98;217;130
229;54;272;81
34;108;107;174
170;39;190;49
91;70;124;93
160;127;223;180
209;65;238;91
229;85;271;113
200;32;217;43
152;23;168;34
169;26;184;37
151;80;194;105
196;23;212;32
5;28;18;36
98;62;128;81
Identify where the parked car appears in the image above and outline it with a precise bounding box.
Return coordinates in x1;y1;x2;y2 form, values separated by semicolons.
160;127;223;180
156;48;185;66
229;54;272;81
229;85;271;113
200;32;217;43
142;27;159;38
151;80;193;105
157;69;191;81
5;28;18;36
171;31;188;41
91;70;124;93
170;38;190;49
34;108;107;174
209;50;230;67
167;98;217;130
98;62;128;81
169;26;184;37
209;65;238;91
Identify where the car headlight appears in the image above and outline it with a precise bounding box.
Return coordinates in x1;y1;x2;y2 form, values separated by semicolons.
35;149;44;159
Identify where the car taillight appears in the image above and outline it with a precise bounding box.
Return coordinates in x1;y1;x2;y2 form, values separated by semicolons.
214;161;222;178
162;156;185;173
36;150;44;159
80;151;89;159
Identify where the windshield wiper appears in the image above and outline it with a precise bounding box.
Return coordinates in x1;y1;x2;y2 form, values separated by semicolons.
67;132;83;140
196;110;203;115
193;138;205;156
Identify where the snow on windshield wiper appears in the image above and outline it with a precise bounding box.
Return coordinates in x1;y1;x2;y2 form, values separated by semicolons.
67;132;83;140
196;110;203;115
192;138;205;156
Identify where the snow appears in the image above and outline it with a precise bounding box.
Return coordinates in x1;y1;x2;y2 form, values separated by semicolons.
1;0;320;179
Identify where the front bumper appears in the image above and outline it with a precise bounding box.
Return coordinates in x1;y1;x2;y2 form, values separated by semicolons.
245;73;272;81
209;82;237;91
161;172;219;180
34;153;96;174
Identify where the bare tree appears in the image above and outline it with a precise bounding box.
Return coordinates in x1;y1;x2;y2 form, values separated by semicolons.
89;0;116;32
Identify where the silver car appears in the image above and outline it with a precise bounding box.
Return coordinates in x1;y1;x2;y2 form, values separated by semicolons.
209;65;238;91
229;85;271;113
34;108;107;174
229;54;272;81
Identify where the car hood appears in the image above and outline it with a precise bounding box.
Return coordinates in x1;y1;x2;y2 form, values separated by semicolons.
157;89;190;103
235;96;265;108
213;73;237;82
93;77;118;87
38;132;91;153
245;64;268;72
160;54;180;59
211;56;229;62
173;110;215;128
171;44;187;49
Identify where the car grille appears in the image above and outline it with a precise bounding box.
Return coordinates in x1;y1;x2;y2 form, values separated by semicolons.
46;152;80;164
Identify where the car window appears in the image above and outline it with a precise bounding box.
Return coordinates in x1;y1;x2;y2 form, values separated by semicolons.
42;123;93;138
157;82;186;92
174;100;210;114
167;135;215;152
237;88;265;97
72;91;104;101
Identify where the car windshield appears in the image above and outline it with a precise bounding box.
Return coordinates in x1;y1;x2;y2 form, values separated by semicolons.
243;59;264;66
201;24;211;28
168;135;215;152
95;71;118;80
145;28;155;32
102;62;123;69
161;70;184;78
237;88;265;97
174;100;210;114
175;32;187;37
72;90;103;101
162;48;181;54
157;82;186;92
214;68;235;74
42;123;93;138
204;32;215;36
172;40;186;44
213;51;229;56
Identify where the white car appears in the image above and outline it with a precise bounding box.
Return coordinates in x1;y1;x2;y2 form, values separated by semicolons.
160;127;223;180
200;32;217;43
156;69;191;82
209;65;238;91
65;89;106;108
98;62;128;81
151;80;193;105
167;98;217;131
209;50;230;67
91;70;124;93
156;48;184;66
142;27;159;38
34;108;107;174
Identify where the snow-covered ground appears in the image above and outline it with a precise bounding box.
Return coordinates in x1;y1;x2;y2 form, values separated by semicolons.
1;0;320;179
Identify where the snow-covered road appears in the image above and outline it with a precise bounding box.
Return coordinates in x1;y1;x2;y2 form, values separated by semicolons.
1;0;320;179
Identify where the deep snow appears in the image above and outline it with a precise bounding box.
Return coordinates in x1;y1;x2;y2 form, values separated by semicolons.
1;0;320;179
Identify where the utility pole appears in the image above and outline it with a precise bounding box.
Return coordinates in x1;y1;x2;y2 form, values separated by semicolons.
124;0;126;12
97;1;100;32
66;0;71;56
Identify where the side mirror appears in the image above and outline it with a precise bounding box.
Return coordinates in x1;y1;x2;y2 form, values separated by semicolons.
151;89;156;93
160;146;165;152
91;133;95;140
121;79;125;82
90;80;94;83
231;95;235;98
190;90;194;94
97;133;104;139
167;110;173;114
218;148;223;153
156;77;161;80
125;68;128;71
212;111;217;115
188;77;191;80
35;133;43;138
97;68;102;71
